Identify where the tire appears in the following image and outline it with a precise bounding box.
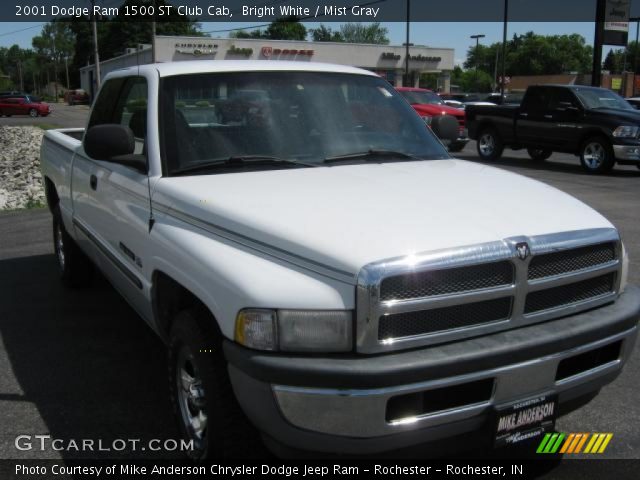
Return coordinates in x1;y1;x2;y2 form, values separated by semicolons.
579;136;615;174
52;206;93;287
527;147;552;161
168;309;256;459
476;127;504;161
29;108;38;118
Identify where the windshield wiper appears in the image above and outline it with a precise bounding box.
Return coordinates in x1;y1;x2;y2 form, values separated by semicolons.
171;155;317;176
323;149;421;164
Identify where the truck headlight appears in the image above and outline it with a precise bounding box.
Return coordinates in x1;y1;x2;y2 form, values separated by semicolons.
612;125;640;138
235;309;353;353
620;242;629;294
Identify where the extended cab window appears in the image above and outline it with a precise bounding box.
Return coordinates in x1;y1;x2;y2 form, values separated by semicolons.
521;88;552;112
160;71;448;175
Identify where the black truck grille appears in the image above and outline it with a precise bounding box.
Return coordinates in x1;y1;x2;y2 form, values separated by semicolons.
524;273;616;314
528;243;615;280
378;297;512;340
380;261;514;302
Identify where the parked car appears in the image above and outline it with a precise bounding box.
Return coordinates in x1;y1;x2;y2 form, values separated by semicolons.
0;90;27;98
396;87;469;152
0;96;51;117
467;84;640;173
40;62;639;459
482;92;525;105
64;89;90;106
625;97;640;109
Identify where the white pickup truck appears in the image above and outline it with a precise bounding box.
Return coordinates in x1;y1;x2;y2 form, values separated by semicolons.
40;61;639;458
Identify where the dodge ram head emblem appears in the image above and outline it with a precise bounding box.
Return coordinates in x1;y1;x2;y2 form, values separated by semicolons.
516;242;531;261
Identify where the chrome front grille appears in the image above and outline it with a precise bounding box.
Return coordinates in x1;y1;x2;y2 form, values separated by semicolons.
524;273;616;314
356;229;621;353
528;242;616;280
380;261;514;301
378;297;513;339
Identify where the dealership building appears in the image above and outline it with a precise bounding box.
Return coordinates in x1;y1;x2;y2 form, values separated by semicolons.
80;36;454;98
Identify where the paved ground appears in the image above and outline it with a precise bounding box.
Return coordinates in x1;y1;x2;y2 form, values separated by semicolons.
0;103;89;129
0;143;638;467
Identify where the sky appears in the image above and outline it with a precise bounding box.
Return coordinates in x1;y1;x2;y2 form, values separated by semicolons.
0;21;617;67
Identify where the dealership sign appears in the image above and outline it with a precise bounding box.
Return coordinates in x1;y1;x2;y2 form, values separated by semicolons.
604;0;630;46
261;46;314;58
175;42;218;56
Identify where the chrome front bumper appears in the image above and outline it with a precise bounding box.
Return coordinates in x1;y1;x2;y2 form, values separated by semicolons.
613;144;640;162
271;328;636;438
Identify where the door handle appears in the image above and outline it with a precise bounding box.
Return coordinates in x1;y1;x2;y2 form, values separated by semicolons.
544;114;553;119
90;174;98;191
519;113;528;117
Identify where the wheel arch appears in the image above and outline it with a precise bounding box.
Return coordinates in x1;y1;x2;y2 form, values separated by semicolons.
43;176;59;213
151;271;223;343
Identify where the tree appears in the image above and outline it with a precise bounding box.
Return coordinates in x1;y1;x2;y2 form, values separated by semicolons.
450;65;493;92
603;49;625;74
264;16;307;40
338;23;389;44
464;32;593;80
229;29;265;39
309;25;343;42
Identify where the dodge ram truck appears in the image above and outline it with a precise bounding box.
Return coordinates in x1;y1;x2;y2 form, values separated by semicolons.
40;61;639;459
466;84;640;174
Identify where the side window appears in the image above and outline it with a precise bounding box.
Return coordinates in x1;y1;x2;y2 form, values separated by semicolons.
521;88;552;112
549;88;579;110
113;78;148;155
87;77;148;156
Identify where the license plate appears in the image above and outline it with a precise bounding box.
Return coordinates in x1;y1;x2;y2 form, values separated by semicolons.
493;393;557;448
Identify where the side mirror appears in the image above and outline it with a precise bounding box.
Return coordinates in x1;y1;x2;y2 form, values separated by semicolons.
84;124;147;172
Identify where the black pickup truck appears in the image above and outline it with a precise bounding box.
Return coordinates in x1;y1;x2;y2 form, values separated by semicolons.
466;84;640;173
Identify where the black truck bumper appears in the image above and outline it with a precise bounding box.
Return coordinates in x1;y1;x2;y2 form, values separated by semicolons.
224;286;640;456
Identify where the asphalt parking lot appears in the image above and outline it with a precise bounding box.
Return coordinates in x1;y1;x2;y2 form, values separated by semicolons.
0;132;639;467
0;103;89;129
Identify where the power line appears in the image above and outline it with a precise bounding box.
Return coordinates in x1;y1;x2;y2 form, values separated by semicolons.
0;24;45;39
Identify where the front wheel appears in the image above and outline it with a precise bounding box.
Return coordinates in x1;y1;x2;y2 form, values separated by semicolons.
168;309;256;459
527;148;552;161
579;137;615;174
476;128;504;161
29;108;38;118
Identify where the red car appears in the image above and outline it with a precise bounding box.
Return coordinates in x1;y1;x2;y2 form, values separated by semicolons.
396;87;468;152
0;95;51;118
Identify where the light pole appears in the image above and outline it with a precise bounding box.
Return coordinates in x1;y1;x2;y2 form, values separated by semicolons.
405;0;410;86
470;34;485;91
631;17;640;96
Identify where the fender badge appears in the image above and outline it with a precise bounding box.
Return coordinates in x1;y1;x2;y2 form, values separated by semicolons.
516;242;531;261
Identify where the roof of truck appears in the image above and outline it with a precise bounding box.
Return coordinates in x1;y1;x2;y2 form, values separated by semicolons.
109;61;378;78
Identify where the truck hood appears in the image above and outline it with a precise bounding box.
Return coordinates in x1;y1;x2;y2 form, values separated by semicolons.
587;107;640;123
154;160;612;277
411;103;465;118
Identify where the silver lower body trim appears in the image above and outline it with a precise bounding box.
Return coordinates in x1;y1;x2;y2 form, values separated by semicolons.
272;328;636;438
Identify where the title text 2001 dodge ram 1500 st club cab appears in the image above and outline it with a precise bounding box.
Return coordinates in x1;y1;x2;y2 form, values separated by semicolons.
40;62;639;459
466;84;640;174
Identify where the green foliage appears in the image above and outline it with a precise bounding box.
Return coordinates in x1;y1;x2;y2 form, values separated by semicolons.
464;31;593;79
265;16;307;40
451;66;493;93
338;23;389;44
309;25;343;42
603;49;625;74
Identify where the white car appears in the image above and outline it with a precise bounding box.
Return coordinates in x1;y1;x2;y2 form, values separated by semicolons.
40;61;639;458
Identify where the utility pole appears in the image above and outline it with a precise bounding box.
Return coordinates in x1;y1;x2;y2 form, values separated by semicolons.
500;0;508;97
470;34;485;91
64;56;70;90
91;0;101;91
404;0;410;86
592;0;606;87
632;17;640;95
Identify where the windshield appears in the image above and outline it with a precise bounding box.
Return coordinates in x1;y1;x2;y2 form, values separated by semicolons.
574;88;634;111
398;89;444;105
160;72;448;175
